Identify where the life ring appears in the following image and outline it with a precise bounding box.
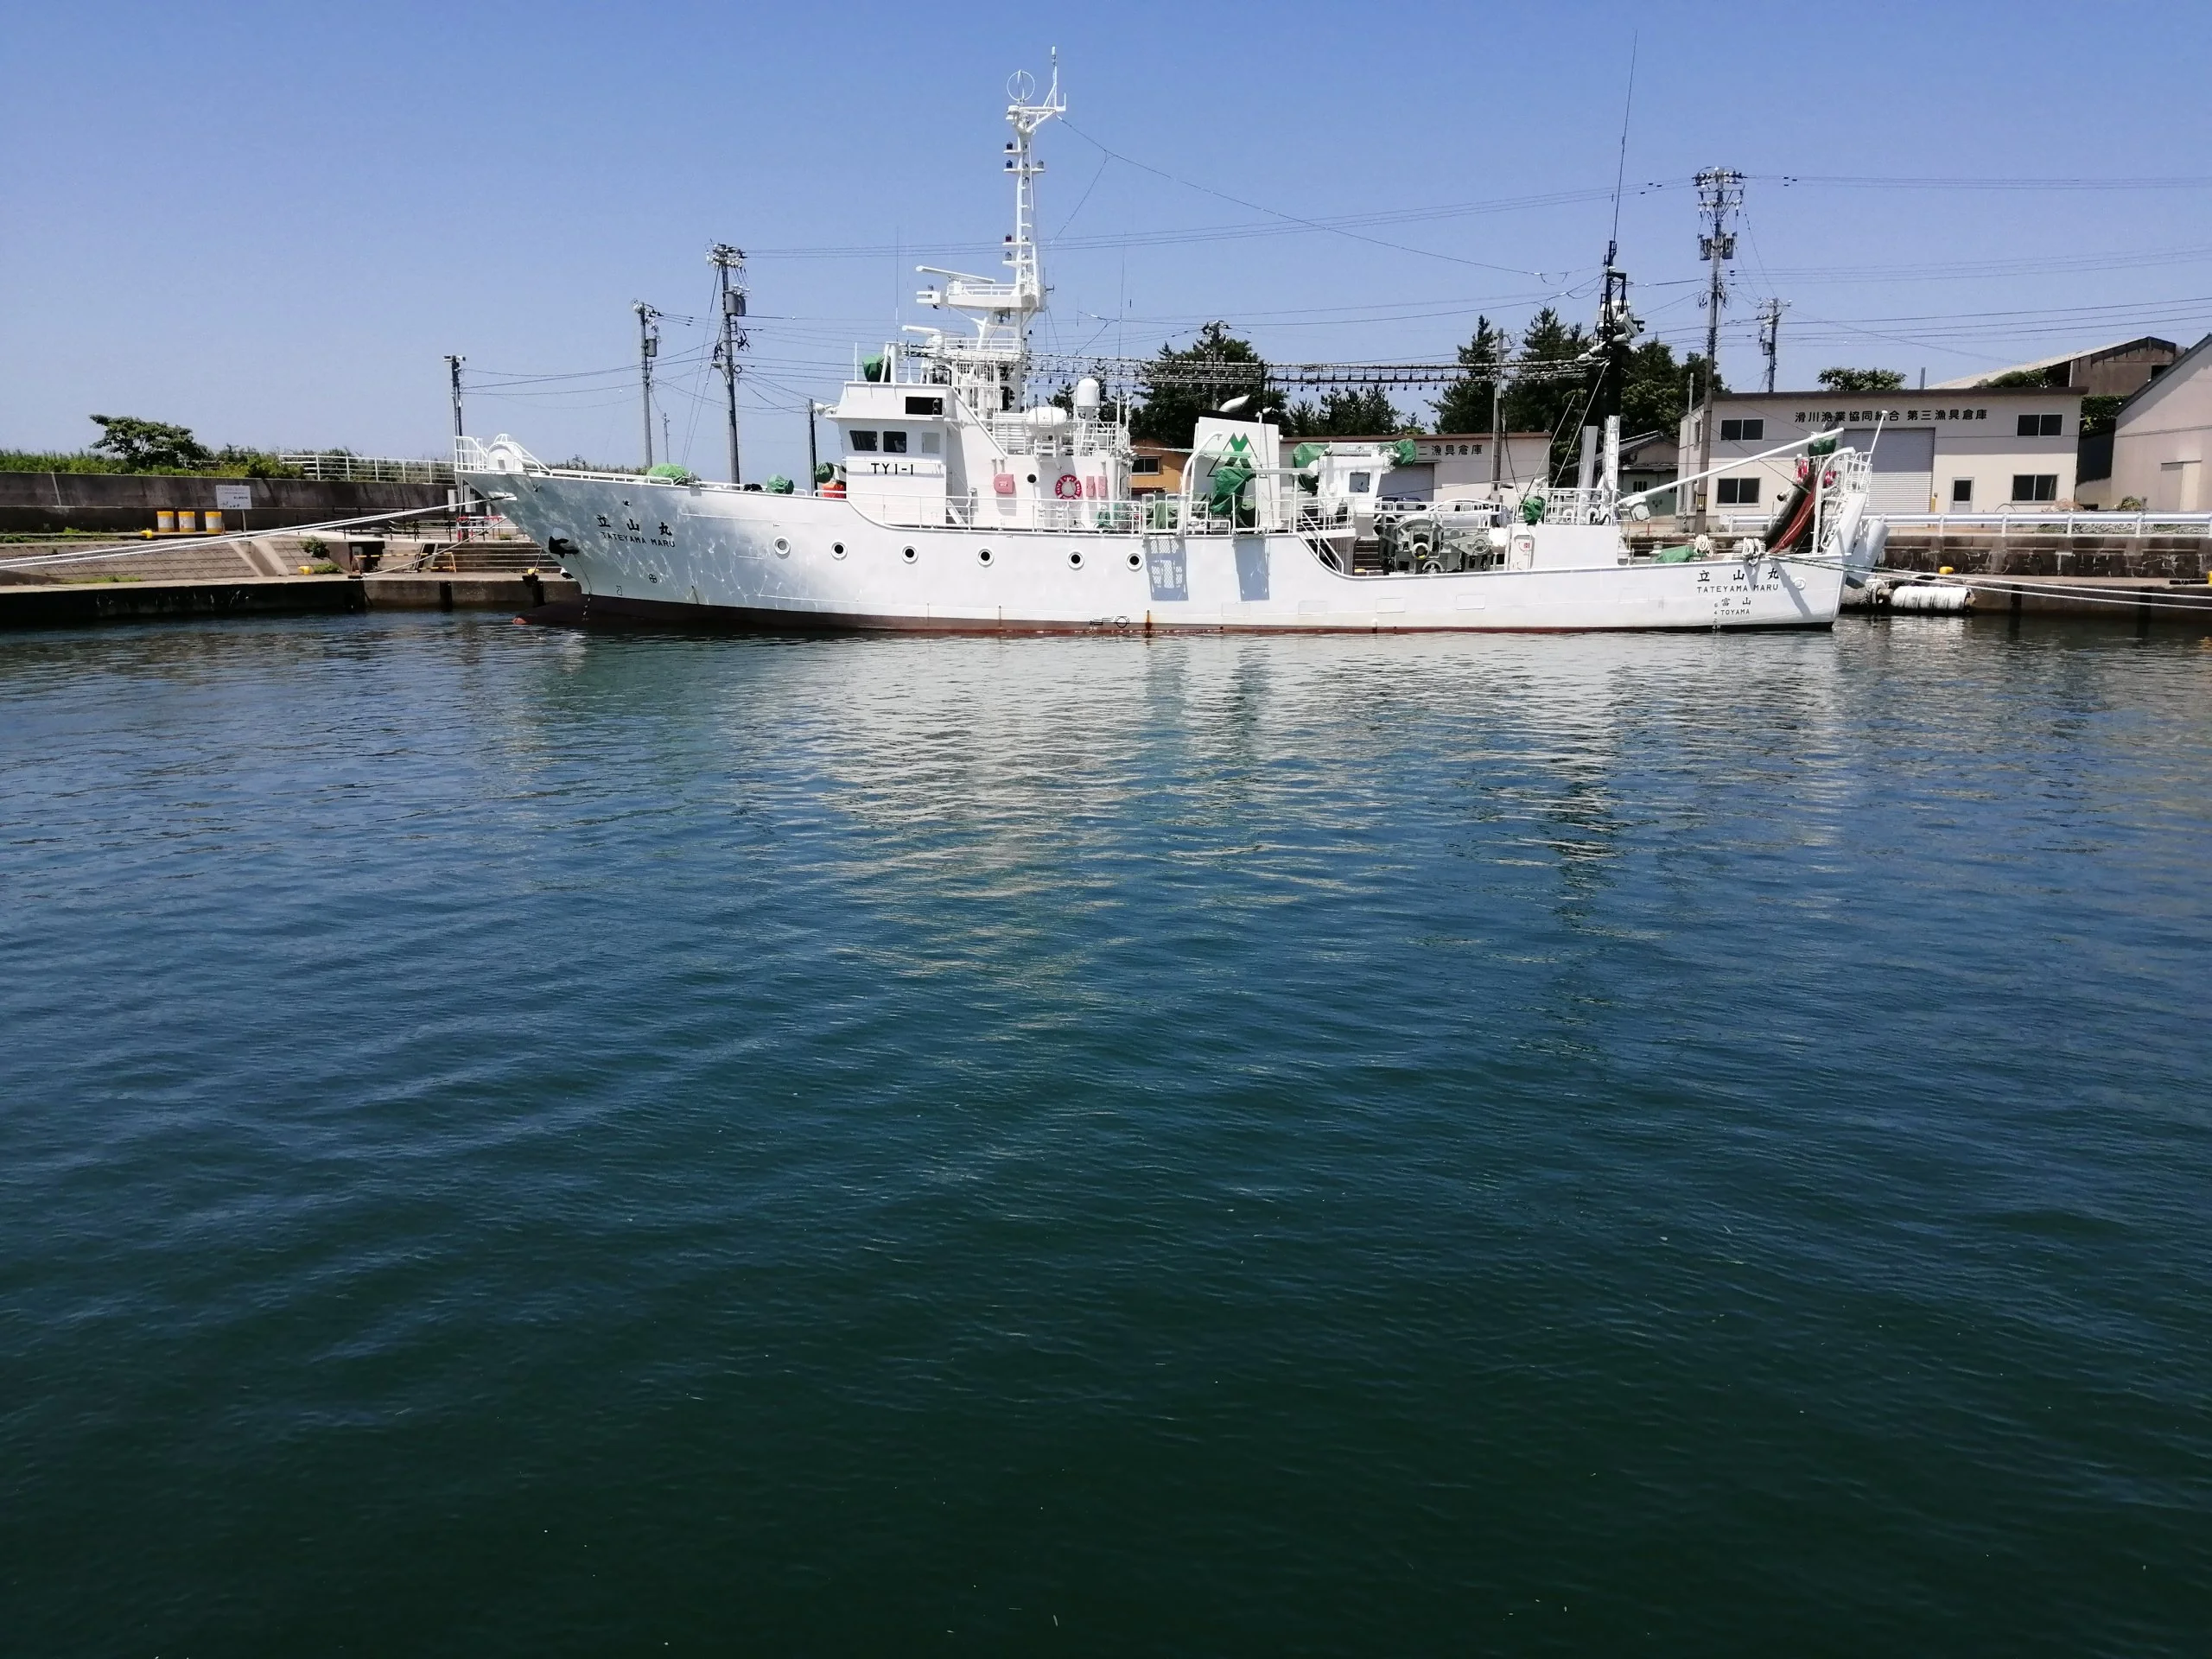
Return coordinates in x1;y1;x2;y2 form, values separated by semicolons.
1054;474;1082;499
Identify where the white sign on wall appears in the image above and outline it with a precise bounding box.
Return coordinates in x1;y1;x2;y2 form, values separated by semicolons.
213;484;252;510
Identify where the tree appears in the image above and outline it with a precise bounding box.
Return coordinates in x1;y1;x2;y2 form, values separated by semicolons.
1618;340;1696;440
89;415;213;472
1282;387;1411;438
1498;308;1594;483
2079;394;2125;437
1815;367;1906;394
1128;322;1273;447
1432;316;1509;434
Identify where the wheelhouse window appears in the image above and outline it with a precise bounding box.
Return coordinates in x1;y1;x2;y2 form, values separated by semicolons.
904;396;944;416
1716;476;1760;505
849;430;879;452
881;430;908;454
1349;472;1372;493
2012;474;2058;502
2016;413;2063;437
1719;418;1764;442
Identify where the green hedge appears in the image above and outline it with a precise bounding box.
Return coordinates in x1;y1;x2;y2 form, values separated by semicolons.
0;450;304;478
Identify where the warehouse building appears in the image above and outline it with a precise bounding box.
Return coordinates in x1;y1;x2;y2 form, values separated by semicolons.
1680;388;2085;521
2082;333;2212;512
1367;431;1556;501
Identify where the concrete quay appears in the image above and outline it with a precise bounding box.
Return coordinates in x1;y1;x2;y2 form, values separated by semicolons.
1846;573;2212;623
1961;575;2212;622
0;572;579;629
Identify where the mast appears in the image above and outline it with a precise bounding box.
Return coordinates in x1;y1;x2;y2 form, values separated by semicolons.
1593;245;1637;499
912;56;1063;414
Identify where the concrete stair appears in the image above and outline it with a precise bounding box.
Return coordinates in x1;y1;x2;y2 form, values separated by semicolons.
0;538;290;586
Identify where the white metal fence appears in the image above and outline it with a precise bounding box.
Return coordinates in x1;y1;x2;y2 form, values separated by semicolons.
1875;511;2212;537
283;453;455;485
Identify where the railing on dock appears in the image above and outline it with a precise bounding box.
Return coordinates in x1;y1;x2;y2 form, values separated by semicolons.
282;453;455;485
1877;511;2212;537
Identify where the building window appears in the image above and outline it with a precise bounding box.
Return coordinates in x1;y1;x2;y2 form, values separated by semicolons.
904;396;944;416
2015;412;2062;437
1716;477;1760;505
1131;456;1162;475
849;429;879;451
2012;474;2058;502
1719;418;1764;442
1951;479;1974;504
881;429;908;454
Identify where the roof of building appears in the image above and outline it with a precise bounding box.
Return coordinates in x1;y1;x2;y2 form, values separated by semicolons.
1930;337;2177;390
2115;331;2212;421
1710;386;2079;404
1313;431;1552;443
1132;430;1551;455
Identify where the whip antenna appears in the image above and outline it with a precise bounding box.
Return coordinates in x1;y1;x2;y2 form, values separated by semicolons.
1608;34;1638;263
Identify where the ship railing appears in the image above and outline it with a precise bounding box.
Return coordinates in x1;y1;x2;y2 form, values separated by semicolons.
1373;498;1506;527
854;491;979;529
983;416;1128;458
1536;487;1616;525
851;490;1148;534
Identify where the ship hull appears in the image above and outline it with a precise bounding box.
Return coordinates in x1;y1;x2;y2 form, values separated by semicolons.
472;471;1844;634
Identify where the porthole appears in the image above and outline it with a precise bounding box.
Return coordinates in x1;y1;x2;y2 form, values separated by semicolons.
772;536;791;557
1025;474;1037;485
1126;551;1142;569
1067;550;1084;569
831;541;847;559
901;545;918;564
977;547;995;567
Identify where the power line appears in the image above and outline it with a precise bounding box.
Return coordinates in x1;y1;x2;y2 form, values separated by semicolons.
1763;173;2212;192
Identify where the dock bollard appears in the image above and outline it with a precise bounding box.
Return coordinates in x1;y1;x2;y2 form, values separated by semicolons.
205;510;225;533
156;511;176;532
177;511;199;532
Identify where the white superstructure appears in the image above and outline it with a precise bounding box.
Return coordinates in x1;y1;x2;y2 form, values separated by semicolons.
461;66;1885;632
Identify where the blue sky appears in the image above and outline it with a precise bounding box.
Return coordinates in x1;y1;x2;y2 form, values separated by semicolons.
5;0;2209;480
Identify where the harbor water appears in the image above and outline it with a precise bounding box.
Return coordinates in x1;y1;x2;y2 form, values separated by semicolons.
3;614;2209;1653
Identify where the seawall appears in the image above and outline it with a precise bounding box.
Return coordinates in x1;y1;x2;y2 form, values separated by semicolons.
0;474;449;536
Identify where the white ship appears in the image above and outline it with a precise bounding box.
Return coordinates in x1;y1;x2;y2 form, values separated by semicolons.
461;66;1885;633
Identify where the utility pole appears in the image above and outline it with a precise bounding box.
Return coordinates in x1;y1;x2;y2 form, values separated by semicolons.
1757;297;1786;395
444;354;467;531
709;244;748;486
1490;379;1503;493
445;354;465;443
1692;167;1743;532
633;302;661;469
